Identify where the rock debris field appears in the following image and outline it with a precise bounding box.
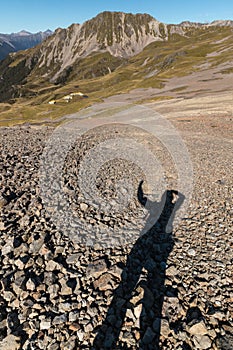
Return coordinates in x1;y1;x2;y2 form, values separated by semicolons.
0;109;232;350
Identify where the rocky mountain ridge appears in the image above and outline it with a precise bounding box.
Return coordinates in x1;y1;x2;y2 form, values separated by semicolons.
32;13;233;82
36;12;169;82
0;29;52;60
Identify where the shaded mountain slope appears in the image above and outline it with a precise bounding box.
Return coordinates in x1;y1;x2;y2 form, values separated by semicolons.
0;30;52;60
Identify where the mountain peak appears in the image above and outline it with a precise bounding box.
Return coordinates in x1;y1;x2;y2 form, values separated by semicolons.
35;11;164;83
44;29;53;35
17;30;32;36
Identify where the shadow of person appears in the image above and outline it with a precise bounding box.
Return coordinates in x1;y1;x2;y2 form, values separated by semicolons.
93;181;185;350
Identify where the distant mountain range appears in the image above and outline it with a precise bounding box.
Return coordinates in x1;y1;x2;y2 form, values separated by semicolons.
0;29;53;60
0;12;232;104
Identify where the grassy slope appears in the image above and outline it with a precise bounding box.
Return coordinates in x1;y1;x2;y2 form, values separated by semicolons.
0;26;233;126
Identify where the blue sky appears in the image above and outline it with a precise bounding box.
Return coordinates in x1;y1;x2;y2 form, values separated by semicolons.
2;0;233;33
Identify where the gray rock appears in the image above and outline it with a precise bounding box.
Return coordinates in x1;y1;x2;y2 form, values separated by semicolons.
52;314;67;325
0;335;20;350
187;249;196;257
26;278;36;291
40;319;51;330
59;278;72;295
86;259;107;279
160;319;171;338
93;273;112;291
189;321;208;335
0;196;8;208
80;203;88;212
193;335;212;349
0;222;6;231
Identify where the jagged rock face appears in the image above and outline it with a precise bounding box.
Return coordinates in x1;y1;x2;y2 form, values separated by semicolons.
209;19;233;27
0;30;52;60
178;19;233;28
37;12;168;80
